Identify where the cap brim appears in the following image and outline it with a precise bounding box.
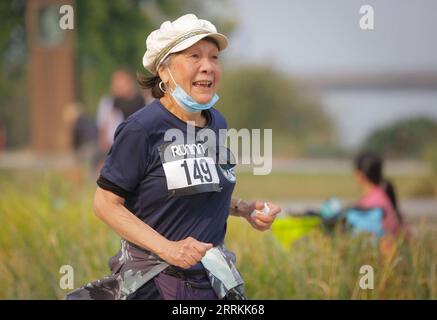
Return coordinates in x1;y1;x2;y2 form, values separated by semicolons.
171;32;228;53
154;32;228;73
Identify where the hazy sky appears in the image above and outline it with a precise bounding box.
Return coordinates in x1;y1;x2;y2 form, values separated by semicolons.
225;0;437;75
222;1;437;148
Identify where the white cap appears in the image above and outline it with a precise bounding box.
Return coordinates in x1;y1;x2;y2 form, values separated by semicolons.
142;14;228;75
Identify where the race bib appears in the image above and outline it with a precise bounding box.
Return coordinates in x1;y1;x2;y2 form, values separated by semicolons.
158;142;222;196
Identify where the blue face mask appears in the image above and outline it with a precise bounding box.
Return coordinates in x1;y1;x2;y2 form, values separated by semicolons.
168;70;219;113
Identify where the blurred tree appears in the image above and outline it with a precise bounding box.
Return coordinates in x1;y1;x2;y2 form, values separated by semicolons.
0;0;27;148
360;117;437;158
218;65;334;155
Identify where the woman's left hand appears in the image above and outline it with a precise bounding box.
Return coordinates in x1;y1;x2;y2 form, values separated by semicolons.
242;201;281;231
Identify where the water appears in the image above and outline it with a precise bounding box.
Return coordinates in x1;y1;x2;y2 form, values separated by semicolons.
321;89;437;148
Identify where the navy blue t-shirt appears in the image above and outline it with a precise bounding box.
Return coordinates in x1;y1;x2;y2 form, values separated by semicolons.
99;99;236;248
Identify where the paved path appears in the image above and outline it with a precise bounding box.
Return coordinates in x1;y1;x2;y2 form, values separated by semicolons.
277;198;437;223
1;152;432;175
238;158;432;175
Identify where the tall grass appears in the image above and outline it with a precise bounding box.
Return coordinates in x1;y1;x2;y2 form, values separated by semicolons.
0;171;120;299
226;218;436;299
0;171;435;299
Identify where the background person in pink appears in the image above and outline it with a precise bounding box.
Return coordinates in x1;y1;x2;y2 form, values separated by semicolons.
354;152;403;235
354;152;408;258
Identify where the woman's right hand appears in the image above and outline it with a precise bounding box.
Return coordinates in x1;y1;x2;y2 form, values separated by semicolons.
159;237;213;269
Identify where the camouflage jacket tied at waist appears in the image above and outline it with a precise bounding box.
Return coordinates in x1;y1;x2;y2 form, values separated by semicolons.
65;239;246;300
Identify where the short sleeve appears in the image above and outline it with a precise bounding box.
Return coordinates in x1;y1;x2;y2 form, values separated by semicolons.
100;120;150;193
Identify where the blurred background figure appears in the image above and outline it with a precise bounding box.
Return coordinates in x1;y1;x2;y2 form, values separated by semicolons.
354;152;403;235
63;102;98;180
95;69;147;174
354;152;410;259
111;69;146;119
96;72;124;158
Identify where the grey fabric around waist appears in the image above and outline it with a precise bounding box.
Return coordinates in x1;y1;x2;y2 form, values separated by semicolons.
65;239;245;300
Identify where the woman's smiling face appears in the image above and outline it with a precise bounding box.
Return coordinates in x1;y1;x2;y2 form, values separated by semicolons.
160;38;222;104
